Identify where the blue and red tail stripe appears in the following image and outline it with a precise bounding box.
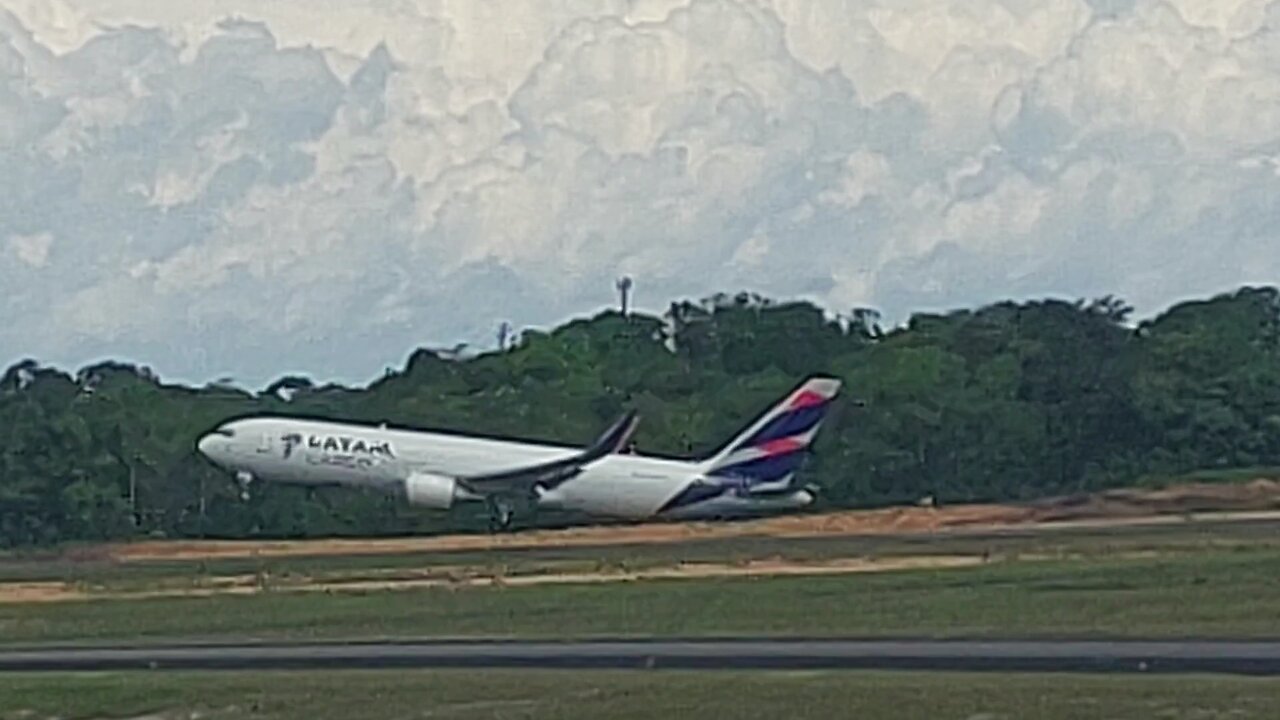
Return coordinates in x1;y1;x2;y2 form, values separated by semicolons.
730;404;829;454
709;450;809;484
703;376;842;485
657;376;842;514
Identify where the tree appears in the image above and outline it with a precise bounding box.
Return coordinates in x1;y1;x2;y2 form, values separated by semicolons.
1;285;1279;546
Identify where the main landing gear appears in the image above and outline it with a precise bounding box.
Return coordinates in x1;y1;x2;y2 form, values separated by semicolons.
487;497;516;533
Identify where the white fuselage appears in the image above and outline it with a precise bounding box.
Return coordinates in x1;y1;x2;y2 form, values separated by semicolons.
196;417;814;521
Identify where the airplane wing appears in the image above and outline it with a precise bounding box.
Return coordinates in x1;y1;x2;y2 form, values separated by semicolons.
455;410;639;496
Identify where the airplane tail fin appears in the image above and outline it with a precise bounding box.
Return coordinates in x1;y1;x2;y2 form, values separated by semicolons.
698;375;843;486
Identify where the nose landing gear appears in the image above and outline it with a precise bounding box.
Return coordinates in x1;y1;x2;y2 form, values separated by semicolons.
235;470;255;501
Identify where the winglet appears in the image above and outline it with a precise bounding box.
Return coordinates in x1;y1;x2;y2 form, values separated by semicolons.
458;408;640;492
588;409;640;460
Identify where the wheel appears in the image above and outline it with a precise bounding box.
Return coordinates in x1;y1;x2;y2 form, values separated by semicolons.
487;499;516;533
235;470;254;502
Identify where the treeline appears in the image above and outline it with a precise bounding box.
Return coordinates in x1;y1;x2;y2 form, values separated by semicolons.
2;286;1279;547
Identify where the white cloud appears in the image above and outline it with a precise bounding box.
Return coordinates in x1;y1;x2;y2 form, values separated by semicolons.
1;0;1278;386
8;231;53;267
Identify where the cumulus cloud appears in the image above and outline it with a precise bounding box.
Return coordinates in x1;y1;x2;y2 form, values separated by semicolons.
1;0;1278;386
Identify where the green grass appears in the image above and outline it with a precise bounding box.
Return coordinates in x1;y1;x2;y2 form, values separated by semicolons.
2;670;1279;720
4;513;1279;588
3;545;1279;645
1134;465;1280;489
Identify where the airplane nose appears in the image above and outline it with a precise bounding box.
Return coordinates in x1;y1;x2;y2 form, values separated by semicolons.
196;434;219;458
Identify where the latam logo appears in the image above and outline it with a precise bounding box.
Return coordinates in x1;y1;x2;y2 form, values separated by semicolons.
282;433;395;460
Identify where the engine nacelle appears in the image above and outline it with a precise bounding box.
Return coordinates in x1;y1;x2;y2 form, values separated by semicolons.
402;472;462;510
533;482;565;509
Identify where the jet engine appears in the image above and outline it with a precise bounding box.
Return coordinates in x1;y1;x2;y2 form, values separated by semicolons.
532;482;565;509
402;472;464;510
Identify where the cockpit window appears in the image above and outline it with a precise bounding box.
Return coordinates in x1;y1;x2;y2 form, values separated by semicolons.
212;428;236;438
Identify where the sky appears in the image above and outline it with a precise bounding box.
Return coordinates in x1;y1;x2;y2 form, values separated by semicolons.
2;0;1279;388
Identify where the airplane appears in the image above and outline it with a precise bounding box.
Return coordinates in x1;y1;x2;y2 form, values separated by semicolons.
195;376;843;531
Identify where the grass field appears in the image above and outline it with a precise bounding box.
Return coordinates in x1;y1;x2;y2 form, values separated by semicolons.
5;473;1278;587
2;540;1277;645
3;514;1278;587
1136;466;1280;488
2;519;1278;719
3;670;1279;719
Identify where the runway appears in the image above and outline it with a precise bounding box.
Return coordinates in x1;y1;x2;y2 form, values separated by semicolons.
2;638;1279;674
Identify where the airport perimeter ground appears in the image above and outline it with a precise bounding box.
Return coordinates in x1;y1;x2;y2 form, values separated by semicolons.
3;479;1280;718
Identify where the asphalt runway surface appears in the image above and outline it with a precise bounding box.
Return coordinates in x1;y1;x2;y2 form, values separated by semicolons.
2;639;1279;674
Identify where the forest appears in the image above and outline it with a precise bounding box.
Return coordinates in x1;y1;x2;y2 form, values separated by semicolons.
2;285;1279;547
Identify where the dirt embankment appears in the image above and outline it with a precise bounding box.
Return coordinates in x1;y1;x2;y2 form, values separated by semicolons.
69;479;1280;564
0;555;989;604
